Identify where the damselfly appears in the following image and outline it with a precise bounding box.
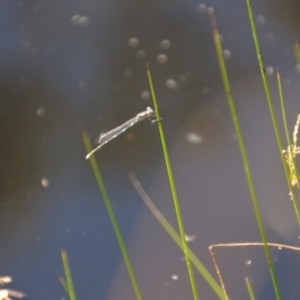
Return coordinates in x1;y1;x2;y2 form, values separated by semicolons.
86;107;158;159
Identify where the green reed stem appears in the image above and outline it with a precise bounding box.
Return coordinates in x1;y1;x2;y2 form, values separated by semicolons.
246;0;297;229
277;69;300;228
245;277;256;300
146;64;200;300
61;250;77;300
208;7;281;300
60;276;71;298
80;123;143;300
293;42;300;67
129;171;228;300
245;0;289;176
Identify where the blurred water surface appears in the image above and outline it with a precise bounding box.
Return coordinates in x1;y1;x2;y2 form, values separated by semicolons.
1;0;300;299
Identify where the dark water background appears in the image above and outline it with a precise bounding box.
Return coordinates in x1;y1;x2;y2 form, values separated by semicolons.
1;0;300;299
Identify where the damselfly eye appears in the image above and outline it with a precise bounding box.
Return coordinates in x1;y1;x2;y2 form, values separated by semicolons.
146;107;153;114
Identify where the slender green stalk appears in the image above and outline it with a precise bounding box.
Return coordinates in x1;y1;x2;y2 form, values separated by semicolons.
245;277;256;300
293;42;300;67
277;69;297;185
60;276;71;298
146;64;200;300
246;0;300;232
245;0;300;235
61;250;77;300
80;123;143;300
276;69;300;229
129;171;228;300
208;7;281;300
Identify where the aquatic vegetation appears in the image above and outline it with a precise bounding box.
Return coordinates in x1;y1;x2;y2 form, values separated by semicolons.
77;0;300;299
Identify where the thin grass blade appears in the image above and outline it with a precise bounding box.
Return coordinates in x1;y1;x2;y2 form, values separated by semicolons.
128;171;227;300
245;277;256;300
61;250;77;300
59;276;71;298
277;69;300;227
80;122;143;300
293;42;300;67
245;0;300;235
208;7;281;300
146;64;200;300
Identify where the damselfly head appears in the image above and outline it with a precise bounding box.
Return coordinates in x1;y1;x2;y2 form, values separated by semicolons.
146;107;153;114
